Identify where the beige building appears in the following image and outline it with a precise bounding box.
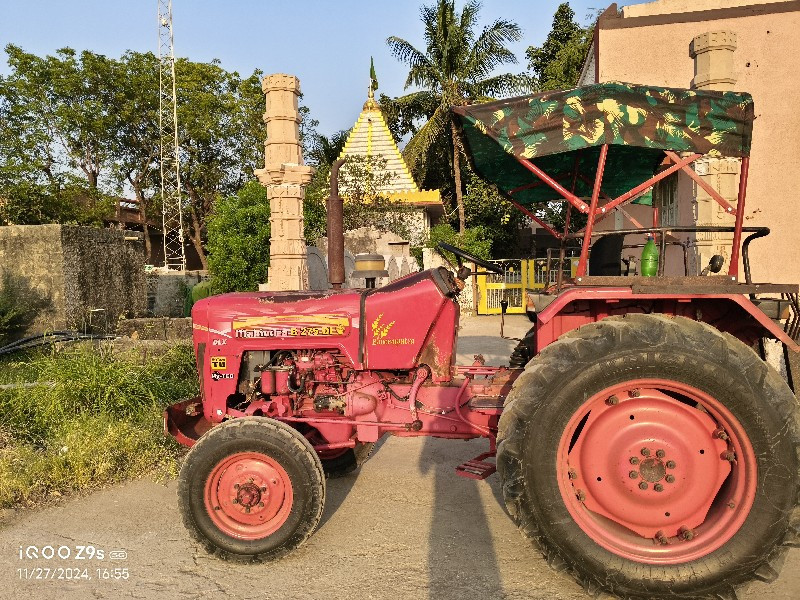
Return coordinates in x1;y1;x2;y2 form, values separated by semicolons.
578;0;800;283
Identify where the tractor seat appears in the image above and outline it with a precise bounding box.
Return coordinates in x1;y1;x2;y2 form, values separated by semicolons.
589;234;624;276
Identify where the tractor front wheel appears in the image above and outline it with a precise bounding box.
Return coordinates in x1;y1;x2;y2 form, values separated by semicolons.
498;314;799;599
178;417;325;561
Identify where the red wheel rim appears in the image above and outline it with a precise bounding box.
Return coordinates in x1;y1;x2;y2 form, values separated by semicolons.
204;452;293;540
556;379;756;564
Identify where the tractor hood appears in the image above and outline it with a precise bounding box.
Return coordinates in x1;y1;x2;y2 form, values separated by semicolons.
190;267;460;377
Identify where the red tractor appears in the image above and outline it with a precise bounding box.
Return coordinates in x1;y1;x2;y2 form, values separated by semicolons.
166;82;800;599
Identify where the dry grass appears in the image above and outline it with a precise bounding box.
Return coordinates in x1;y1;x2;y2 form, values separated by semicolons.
0;343;198;508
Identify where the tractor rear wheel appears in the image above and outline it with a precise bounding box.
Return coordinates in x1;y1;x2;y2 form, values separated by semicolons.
178;417;325;562
497;314;800;599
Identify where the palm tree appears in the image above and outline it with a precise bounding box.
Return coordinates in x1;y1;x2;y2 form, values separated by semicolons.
387;0;524;233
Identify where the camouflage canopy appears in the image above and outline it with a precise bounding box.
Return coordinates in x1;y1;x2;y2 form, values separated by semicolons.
453;81;754;206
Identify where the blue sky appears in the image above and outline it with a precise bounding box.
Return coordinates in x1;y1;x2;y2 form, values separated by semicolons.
0;1;621;136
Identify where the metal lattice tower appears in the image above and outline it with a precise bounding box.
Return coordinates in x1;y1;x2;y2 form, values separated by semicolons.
158;0;186;271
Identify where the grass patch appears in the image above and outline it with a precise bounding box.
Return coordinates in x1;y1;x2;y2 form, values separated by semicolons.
0;343;198;508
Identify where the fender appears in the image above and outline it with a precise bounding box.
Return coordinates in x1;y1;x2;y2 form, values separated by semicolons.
535;287;800;354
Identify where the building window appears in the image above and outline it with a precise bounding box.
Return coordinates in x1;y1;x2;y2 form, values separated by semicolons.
654;174;678;227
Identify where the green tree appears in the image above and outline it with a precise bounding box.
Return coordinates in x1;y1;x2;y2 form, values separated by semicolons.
427;223;492;262
174;60;264;269
462;170;524;255
206;181;270;292
526;3;592;91
387;0;524;234
0;45;119;224
109;51;161;261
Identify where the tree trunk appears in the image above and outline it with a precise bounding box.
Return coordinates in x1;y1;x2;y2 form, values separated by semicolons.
450;120;465;234
188;202;208;270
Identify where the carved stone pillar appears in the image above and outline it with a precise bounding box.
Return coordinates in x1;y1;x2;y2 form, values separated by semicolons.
689;32;739;272
254;74;315;291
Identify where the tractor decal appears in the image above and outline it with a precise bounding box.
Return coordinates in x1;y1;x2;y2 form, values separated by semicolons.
232;314;349;339
370;314;414;346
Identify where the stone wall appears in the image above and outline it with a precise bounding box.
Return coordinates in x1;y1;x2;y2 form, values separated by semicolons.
0;225;147;334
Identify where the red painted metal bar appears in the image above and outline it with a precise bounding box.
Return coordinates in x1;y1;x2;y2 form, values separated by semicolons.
518;158;590;212
728;156;750;278
507;198;563;240
509;172;572;195
616;204;645;229
664;151;736;216
576;144;609;277
563;155;582;236
600;153;702;217
575;172;647;230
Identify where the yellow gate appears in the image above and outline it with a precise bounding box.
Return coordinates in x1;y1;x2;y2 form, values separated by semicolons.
476;257;579;314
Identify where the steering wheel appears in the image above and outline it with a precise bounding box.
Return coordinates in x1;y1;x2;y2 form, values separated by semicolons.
437;242;504;275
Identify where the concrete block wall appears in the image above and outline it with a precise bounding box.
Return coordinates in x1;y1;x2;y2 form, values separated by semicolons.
0;225;147;334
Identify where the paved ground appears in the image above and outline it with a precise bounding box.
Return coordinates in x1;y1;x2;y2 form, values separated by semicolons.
1;314;797;600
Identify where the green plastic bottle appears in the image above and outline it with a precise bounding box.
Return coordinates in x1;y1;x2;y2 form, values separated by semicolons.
641;235;659;277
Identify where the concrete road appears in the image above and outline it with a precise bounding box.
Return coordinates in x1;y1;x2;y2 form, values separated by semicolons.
1;315;797;600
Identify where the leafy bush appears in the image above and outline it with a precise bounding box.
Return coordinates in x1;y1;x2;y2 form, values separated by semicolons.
206;181;271;293
427;224;492;265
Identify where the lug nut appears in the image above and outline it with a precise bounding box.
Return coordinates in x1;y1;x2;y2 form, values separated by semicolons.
234;483;240;489
629;456;640;465
665;475;675;483
629;470;639;479
232;498;239;504
245;506;251;513
629;389;641;398
666;460;676;469
258;502;264;508
606;395;619;406
641;448;651;457
655;531;669;545
714;428;729;441
679;527;695;541
654;484;664;492
639;482;648;490
656;449;666;458
568;469;578;480
576;490;586;502
261;486;267;492
722;451;735;462
728;501;736;509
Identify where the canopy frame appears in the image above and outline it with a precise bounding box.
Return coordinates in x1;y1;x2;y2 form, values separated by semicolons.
502;148;748;279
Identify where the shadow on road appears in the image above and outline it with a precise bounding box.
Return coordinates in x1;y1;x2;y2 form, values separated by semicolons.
318;436;388;528
419;436;504;599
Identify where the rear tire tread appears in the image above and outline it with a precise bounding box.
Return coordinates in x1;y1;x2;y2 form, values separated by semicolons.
498;314;800;600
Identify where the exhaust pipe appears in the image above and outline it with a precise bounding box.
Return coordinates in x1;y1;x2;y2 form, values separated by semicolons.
327;158;346;289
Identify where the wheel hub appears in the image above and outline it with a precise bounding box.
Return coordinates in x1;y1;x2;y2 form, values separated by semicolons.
204;452;293;540
638;456;666;483
568;388;730;539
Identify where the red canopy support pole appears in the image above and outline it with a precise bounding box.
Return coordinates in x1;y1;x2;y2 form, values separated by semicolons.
728;156;750;278
562;154;581;237
518;158;590;212
664;151;737;215
602;153;702;214
576;144;609;277
505;197;563;240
